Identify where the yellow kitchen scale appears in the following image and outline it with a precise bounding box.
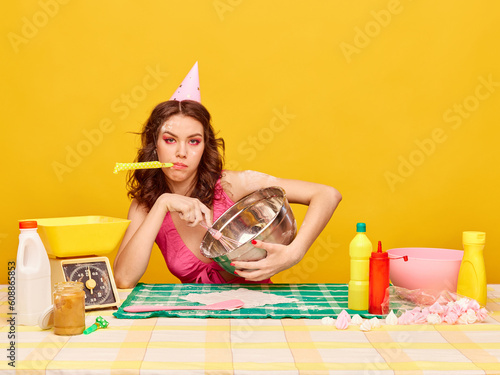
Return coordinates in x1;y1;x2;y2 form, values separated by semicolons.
36;216;130;310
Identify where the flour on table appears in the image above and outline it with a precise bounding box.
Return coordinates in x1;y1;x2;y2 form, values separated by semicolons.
181;288;298;308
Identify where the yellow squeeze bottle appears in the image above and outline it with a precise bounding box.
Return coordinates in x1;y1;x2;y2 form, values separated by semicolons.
348;223;373;310
456;231;487;306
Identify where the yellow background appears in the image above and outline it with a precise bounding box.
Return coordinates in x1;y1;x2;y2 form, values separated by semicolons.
2;0;499;285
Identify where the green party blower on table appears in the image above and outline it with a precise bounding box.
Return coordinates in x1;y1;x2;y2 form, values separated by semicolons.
83;316;109;335
113;161;173;174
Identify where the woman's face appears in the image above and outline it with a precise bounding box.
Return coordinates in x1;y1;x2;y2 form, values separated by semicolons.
156;114;205;185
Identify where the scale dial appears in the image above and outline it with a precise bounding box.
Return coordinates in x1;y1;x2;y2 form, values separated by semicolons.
57;257;119;310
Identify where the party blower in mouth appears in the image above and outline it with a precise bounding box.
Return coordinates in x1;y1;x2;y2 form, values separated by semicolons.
113;161;174;174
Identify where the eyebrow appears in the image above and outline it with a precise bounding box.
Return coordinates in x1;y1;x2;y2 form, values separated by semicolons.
162;130;203;138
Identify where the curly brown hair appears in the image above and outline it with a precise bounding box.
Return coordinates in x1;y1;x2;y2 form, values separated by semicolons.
127;100;225;211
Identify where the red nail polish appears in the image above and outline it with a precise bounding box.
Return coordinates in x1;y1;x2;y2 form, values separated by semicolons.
234;271;239;275
251;240;257;245
230;263;234;266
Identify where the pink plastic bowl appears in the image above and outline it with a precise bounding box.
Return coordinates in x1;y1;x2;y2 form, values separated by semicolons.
387;248;464;292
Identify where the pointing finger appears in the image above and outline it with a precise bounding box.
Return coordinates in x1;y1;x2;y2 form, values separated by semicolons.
251;239;280;253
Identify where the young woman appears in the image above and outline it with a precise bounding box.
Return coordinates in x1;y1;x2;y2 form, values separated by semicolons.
113;100;342;288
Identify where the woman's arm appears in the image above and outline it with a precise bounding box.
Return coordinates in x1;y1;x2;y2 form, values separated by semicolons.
113;196;168;288
224;170;342;281
113;194;213;288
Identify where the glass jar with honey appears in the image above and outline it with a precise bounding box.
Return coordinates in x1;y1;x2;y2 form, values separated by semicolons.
53;281;85;335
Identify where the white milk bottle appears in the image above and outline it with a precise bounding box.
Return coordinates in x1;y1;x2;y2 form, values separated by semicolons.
16;220;52;325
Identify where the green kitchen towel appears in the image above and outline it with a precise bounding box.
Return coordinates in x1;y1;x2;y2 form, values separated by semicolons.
114;283;385;319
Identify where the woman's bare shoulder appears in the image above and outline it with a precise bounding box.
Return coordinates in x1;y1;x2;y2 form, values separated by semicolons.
221;170;279;201
128;198;150;219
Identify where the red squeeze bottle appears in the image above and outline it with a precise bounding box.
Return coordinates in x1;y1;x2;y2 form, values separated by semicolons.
368;241;389;315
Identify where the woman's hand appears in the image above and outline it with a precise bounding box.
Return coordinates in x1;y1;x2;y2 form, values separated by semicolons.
162;193;213;227
229;240;303;281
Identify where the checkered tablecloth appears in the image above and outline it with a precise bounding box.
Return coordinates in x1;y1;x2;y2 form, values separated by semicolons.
2;284;500;374
114;283;385;320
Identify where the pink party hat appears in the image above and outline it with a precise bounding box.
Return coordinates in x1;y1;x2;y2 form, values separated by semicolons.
169;62;201;102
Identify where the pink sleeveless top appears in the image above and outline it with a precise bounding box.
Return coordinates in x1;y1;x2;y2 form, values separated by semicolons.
155;178;271;284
